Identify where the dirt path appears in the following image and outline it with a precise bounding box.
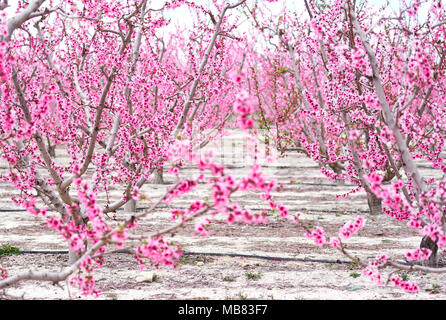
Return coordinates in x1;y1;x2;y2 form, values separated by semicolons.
1;131;445;299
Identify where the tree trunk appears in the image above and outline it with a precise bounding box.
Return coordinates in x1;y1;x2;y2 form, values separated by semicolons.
124;199;136;213
328;163;344;185
420;236;439;267
366;192;382;215
68;249;79;265
48;146;56;157
124;168;163;215
46;137;56;157
150;167;164;184
68;212;88;265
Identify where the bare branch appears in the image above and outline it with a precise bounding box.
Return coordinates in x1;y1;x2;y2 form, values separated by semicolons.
173;0;247;137
5;0;46;42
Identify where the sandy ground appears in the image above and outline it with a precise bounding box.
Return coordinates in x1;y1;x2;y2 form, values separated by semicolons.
1;131;446;300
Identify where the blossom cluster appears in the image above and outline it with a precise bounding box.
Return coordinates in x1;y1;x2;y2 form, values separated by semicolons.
69;254;104;297
304;227;328;246
233;91;255;131
135;237;183;270
0;266;7;279
338;216;366;240
390;276;420;293
405;248;432;262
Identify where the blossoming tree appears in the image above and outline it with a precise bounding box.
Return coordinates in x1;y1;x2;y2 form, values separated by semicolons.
0;0;253;295
243;0;446;264
2;0;446;297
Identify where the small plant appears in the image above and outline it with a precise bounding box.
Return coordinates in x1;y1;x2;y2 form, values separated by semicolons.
225;292;247;300
223;275;236;282
245;271;262;280
0;244;21;257
427;284;441;294
400;273;409;281
346;261;359;271
350;272;361;279
238;292;247;300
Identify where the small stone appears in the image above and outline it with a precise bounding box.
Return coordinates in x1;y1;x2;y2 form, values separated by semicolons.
197;262;204;266
136;271;156;283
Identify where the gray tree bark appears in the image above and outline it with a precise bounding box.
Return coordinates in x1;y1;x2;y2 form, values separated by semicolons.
150;167;164;184
366;192;382;215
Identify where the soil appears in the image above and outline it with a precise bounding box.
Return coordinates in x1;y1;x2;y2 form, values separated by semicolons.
1;131;445;300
